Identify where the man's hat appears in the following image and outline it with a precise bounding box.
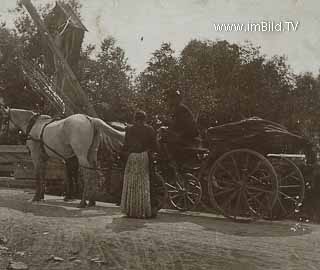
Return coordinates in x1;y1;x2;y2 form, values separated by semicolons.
134;110;147;121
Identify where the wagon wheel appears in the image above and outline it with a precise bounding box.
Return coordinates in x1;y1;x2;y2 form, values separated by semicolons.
208;149;278;221
267;157;305;220
150;171;168;211
165;172;202;211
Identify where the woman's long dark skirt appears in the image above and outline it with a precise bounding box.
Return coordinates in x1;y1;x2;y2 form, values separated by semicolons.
120;151;152;218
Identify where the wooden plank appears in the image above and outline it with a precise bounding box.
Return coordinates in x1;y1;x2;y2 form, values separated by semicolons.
0;164;15;172
0;177;10;188
0;145;29;153
20;0;97;117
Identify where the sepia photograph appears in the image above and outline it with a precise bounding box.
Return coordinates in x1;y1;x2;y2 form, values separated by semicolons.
0;0;320;269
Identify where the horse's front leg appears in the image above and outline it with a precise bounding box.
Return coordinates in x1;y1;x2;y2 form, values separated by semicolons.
79;167;88;208
32;159;46;202
32;164;42;202
39;160;47;200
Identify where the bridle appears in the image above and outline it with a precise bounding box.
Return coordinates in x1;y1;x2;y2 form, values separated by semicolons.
0;106;40;141
0;105;11;139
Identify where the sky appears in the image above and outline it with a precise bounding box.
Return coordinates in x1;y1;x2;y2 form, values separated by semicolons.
1;0;320;74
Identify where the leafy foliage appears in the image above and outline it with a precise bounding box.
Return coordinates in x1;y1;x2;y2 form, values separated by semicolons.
1;1;320;147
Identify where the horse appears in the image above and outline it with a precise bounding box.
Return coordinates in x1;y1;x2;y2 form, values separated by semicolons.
0;106;125;207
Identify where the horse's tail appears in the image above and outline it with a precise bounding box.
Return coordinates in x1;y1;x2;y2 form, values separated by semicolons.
90;117;125;153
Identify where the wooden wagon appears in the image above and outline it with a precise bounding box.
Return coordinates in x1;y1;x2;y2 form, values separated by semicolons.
155;117;312;221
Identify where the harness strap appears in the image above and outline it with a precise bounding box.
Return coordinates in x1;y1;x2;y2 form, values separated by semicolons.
27;116;108;172
40;119;67;160
28;119;66;161
39;120;54;141
26;114;40;138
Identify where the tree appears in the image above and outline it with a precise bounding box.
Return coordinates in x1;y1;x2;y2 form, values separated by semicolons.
136;39;297;132
0;22;42;109
80;37;135;122
289;72;320;139
135;42;179;122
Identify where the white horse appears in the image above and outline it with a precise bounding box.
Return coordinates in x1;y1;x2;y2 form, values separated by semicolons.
0;106;125;207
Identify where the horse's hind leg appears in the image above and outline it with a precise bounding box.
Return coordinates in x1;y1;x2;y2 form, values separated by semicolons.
86;130;101;207
64;157;79;201
70;120;99;208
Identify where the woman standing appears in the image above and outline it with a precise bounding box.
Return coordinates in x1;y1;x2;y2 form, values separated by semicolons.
121;110;158;218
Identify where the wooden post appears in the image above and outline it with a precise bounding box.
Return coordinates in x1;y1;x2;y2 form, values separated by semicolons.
19;0;97;117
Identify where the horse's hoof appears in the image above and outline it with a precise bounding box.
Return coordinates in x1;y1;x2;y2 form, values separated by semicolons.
64;196;71;202
32;196;41;202
78;201;87;208
88;201;96;207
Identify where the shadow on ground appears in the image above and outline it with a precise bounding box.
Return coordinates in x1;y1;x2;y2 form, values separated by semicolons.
0;188;313;238
109;212;312;238
0;189;120;218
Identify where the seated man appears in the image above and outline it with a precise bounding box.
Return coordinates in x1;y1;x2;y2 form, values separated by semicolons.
160;90;201;163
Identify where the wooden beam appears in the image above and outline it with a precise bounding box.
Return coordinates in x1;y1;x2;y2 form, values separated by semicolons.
19;0;97;117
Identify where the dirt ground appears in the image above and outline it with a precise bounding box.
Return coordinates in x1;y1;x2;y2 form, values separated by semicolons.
0;188;320;270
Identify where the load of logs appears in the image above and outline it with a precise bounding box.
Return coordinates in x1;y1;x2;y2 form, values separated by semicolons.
206;117;311;155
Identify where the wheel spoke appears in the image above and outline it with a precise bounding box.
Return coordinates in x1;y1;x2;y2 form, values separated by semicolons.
247;194;265;211
187;194;195;205
165;183;178;190
170;193;182;200
183;194;187;209
244;152;250;171
247;185;274;194
277;197;289;216
250;174;273;182
281;170;298;182
247;190;265;198
212;187;236;197
216;162;239;183
187;191;201;197
173;194;184;204
278;191;299;203
212;177;238;188
280;185;301;189
175;180;183;190
230;154;241;181
188;183;201;190
233;191;242;217
168;189;179;194
248;160;262;176
221;189;239;210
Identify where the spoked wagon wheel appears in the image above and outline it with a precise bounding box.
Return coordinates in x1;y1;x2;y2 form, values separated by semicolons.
267;156;305;220
165;172;202;211
208;149;278;221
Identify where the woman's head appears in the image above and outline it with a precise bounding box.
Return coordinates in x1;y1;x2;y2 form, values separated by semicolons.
134;110;147;124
